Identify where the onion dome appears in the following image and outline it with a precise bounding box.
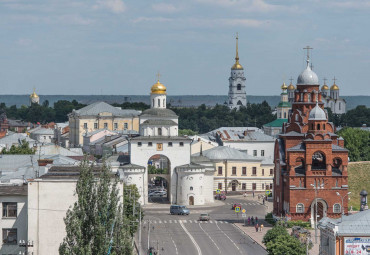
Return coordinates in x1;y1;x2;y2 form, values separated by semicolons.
151;80;167;94
322;84;329;90
308;102;326;121
30;90;39;99
287;82;295;90
297;60;319;85
330;83;339;90
281;82;288;90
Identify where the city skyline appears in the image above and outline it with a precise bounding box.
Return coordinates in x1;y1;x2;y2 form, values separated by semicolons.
0;0;369;96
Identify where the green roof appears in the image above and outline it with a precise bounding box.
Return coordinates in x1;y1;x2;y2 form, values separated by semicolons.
277;101;292;108
263;118;288;127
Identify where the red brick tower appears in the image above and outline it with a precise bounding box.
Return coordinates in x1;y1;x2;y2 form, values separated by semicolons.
273;51;348;226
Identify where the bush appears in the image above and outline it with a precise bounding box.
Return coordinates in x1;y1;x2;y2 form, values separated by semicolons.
265;213;275;226
286;220;311;229
266;234;306;255
262;225;289;245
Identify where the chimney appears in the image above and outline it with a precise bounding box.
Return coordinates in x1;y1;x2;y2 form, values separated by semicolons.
38;159;53;166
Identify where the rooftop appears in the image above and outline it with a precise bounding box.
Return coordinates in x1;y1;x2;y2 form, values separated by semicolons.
72;101;140;117
140;108;177;118
208;127;275;142
0;185;28;196
263;119;288;128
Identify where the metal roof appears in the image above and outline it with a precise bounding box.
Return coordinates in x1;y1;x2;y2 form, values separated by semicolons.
332;144;348;152
140;108;178;117
73;101;140;117
0;185;27;196
208;127;275;142
142;119;177;126
200;146;262;161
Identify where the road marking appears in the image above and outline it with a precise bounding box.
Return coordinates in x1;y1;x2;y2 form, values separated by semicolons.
179;220;202;255
183;220;187;223
198;222;221;254
174;220;177;223
169;220;172;223
159;220;162;224
153;220;157;224
210;220;213;223
169;233;179;255
215;222;242;254
164;220;167;223
189;220;193;223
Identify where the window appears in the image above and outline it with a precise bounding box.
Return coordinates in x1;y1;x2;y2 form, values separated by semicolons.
104;123;108;128
266;184;269;190
237;84;242;90
148;142;152;147
152;99;154;107
242;183;246;190
138;142;142;147
339;102;341;110
262;184;265;189
295;114;298;121
252;167;257;176
163;99;165;106
317;123;320;130
218;167;222;175
168;142;173;147
124;123;128;129
218;183;222;190
242;167;246;175
2;229;17;244
333;204;341;213
296;203;304;213
158;128;162;136
94;123;98;129
190;187;193;191
232;167;236;175
262;169;264;176
179;142;184;147
253;150;257;156
83;123;87;129
252;183;256;190
158;99;160;107
261;150;265;156
2;203;17;218
43;136;46;139
49;136;51;139
114;123;118;129
284;112;287;118
270;169;273;175
270;184;273;189
323;124;326;130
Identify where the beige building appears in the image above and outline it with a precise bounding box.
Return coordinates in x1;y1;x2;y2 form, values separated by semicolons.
68;101;140;147
199;146;274;193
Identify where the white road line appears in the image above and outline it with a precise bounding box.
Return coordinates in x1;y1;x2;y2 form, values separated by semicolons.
159;220;162;224
164;220;167;223
189;220;193;223
179;220;202;255
218;221;223;224
169;220;172;223
183;220;187;223
215;222;242;254
153;220;157;224
210;220;213;223
198;222;221;254
169;234;179;255
174;220;178;223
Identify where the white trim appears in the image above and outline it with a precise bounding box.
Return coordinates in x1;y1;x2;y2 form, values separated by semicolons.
296;203;304;213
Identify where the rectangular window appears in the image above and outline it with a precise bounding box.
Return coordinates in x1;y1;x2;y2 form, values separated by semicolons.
242;167;246;175
262;169;264;176
252;183;256;190
179;142;184;147
104;123;108;128
148;142;152;147
262;184;265;190
218;183;222;190
252;167;257;176
270;184;273;190
94;123;98;129
296;204;304;213
242;183;246;190
114;123;118;129
232;167;236;175
83;123;87;129
261;150;265;156
137;142;142;147
266;184;269;190
168;142;173;147
2;203;17;218
218;167;222;175
270;169;273;175
2;228;17;244
124;123;128;129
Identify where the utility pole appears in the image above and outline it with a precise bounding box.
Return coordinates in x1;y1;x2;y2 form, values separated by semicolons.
138;202;142;255
147;220;151;253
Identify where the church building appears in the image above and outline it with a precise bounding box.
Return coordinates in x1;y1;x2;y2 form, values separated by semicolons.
273;50;349;226
30;89;40;105
228;34;247;109
321;78;346;114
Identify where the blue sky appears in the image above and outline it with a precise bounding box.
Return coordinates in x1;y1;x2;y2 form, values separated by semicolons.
0;0;369;96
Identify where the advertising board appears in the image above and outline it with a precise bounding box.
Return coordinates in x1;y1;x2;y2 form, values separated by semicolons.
344;237;370;255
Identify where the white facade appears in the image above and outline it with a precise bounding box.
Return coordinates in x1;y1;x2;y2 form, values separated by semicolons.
29;128;54;144
322;83;346;114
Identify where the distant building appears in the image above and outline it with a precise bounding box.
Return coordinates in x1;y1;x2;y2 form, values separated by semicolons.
0;111;9;138
29;89;40;105
29;127;54;143
276;82;292;120
228;34;247;109
190;135;218;155
68;101;140;147
53;122;69;147
263;119;288;137
321;79;346;114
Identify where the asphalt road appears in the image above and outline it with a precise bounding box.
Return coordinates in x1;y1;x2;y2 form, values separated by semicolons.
138;197;268;255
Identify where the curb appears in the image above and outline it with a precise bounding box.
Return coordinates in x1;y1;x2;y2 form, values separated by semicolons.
233;223;266;251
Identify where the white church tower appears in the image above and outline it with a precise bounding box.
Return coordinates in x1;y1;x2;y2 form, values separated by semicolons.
228;33;247;110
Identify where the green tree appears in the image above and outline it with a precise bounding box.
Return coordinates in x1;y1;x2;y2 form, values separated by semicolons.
337;127;370;161
262;225;289;245
59;162;133;255
123;184;143;236
1;140;35;154
266;234;306;255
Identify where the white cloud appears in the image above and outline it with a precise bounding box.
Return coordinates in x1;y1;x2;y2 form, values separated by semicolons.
93;0;126;13
327;0;370;9
132;17;173;24
151;3;183;13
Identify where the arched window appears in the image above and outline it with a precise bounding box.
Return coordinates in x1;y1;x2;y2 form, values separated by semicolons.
333;203;341;213
237;84;242;90
339;102;341;110
333;158;342;169
295;114;299;121
284;112;287;118
158;128;162;136
279;112;282;118
308;93;311;102
312;151;326;169
237;100;243;105
158;99;160;107
190;186;193;191
317;123;320;130
323;124;326;130
163;99;165;107
296;203;304;213
152;99;154;107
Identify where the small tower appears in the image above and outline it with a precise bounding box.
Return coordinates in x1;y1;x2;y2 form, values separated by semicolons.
30;88;40;105
276;82;291;119
287;77;295;103
228;33;247;110
150;73;167;109
321;78;329;97
330;77;340;100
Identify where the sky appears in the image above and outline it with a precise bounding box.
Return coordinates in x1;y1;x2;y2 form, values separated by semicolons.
0;0;369;96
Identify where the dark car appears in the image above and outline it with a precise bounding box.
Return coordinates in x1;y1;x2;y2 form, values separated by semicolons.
215;194;226;200
232;203;242;210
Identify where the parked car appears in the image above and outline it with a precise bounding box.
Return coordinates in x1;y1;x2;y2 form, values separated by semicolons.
170;205;190;215
215;194;226;200
199;213;210;221
232;203;242;210
149;191;167;197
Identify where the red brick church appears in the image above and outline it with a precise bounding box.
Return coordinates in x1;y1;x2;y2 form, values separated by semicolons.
273;54;349;226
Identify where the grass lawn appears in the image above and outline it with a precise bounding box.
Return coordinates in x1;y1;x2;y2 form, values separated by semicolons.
348;162;370;211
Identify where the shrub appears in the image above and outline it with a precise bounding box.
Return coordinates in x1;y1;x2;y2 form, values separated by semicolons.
265;212;275;226
266;234;306;255
262;225;289;245
286;220;311;229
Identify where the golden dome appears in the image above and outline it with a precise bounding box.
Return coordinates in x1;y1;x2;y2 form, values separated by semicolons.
30;91;39;98
287;83;295;90
231;33;243;70
330;83;339;90
322;84;329;90
281;82;288;90
151;80;167;94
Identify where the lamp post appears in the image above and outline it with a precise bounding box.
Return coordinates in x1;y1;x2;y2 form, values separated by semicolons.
336;191;351;222
19;240;33;255
310;183;324;244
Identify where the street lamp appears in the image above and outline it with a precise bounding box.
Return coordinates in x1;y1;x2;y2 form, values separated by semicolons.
336;191;351;222
310;183;324;244
19;239;33;255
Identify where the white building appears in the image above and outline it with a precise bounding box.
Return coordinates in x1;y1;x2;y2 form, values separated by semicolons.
29;89;40;105
29;128;55;144
321;79;346;114
228;34;247;109
123;78;215;206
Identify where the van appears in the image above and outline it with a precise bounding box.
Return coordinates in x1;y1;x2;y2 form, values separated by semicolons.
170;205;190;215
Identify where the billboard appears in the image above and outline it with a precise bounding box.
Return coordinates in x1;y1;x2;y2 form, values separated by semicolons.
344;237;370;255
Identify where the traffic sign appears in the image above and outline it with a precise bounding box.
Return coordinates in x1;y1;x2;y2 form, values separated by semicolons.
216;189;220;194
235;206;241;213
242;209;246;213
242;213;247;218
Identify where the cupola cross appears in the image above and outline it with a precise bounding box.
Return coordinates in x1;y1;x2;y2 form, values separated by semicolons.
289;77;294;84
323;77;327;84
332;76;337;84
303;46;313;60
156;72;161;81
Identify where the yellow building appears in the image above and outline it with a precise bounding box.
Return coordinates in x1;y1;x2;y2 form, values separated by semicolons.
68;101;140;147
200;146;274;193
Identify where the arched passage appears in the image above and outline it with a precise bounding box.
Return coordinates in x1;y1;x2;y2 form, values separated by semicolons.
310;198;328;226
147;154;171;204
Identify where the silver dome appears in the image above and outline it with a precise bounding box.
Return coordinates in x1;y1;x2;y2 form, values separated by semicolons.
297;62;319;85
308;103;326;121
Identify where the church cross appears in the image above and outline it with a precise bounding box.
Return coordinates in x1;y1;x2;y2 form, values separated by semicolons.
323;77;327;84
156;72;161;81
303;46;313;60
332;76;337;84
289;77;294;84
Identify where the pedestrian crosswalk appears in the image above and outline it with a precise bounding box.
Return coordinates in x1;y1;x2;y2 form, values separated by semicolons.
225;202;260;206
148;220;230;224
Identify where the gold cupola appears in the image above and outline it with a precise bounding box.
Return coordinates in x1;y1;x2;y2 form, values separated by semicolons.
287;82;295;90
322;84;329;90
231;33;243;70
330;83;339;90
281;82;288;90
151;75;167;94
30;89;39;99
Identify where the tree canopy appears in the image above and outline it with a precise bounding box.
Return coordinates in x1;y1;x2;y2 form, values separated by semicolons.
1;140;35;154
337;127;370;161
